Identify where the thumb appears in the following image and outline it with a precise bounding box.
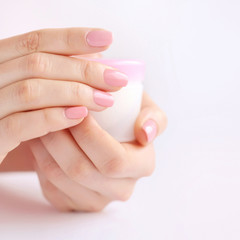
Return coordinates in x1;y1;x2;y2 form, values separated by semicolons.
134;92;168;146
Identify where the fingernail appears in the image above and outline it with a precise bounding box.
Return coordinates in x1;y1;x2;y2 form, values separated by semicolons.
93;90;114;107
104;69;128;87
142;119;157;143
65;106;88;119
86;30;113;47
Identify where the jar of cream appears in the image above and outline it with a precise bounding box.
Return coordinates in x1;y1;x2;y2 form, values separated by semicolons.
90;59;145;142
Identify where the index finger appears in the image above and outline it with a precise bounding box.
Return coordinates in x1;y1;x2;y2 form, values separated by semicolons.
0;27;112;63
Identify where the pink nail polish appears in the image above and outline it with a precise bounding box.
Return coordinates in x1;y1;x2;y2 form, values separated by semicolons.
93;90;114;107
65;106;88;119
104;69;128;87
72;58;145;142
86;30;113;47
142;119;157;143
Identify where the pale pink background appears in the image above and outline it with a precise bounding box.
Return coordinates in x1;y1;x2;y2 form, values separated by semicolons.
0;0;240;239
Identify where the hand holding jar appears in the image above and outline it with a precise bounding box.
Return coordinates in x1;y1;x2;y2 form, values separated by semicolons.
0;28;167;212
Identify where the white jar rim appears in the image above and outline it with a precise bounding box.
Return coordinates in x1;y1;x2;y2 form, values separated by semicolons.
72;56;145;83
91;59;145;83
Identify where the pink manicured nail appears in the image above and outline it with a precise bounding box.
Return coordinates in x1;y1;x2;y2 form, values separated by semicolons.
65;106;88;119
142;119;157;143
86;30;113;47
93;90;114;107
104;69;128;87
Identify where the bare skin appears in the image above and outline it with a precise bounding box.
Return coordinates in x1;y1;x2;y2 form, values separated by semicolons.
0;28;167;212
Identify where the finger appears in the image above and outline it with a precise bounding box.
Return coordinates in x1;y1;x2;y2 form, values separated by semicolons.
36;166;76;212
0;106;88;161
0;53;128;90
69;115;156;179
134;92;168;145
32;144;109;212
0;28;112;63
32;139;110;211
0;79;114;119
40;130;136;201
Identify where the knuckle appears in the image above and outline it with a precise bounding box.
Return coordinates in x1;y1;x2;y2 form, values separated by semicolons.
66;161;90;182
16;31;40;55
70;82;84;100
81;61;93;82
101;152;126;178
2;116;19;140
41;160;63;182
41;109;67;135
25;53;50;75
41;110;51;135
41;110;55;134
64;29;76;49
16;79;40;104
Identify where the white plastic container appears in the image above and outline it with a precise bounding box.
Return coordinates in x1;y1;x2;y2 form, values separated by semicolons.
90;59;145;142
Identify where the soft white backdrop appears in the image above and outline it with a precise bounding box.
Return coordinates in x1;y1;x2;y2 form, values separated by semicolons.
0;0;240;239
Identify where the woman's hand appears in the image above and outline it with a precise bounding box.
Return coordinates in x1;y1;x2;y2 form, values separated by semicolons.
0;28;128;165
29;92;167;212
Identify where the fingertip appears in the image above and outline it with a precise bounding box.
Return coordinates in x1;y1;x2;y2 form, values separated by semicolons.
135;119;158;146
86;30;113;48
142;119;158;143
135;108;168;146
64;106;88;119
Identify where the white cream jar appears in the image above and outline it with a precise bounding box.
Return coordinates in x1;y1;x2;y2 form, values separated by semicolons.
90;59;145;142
